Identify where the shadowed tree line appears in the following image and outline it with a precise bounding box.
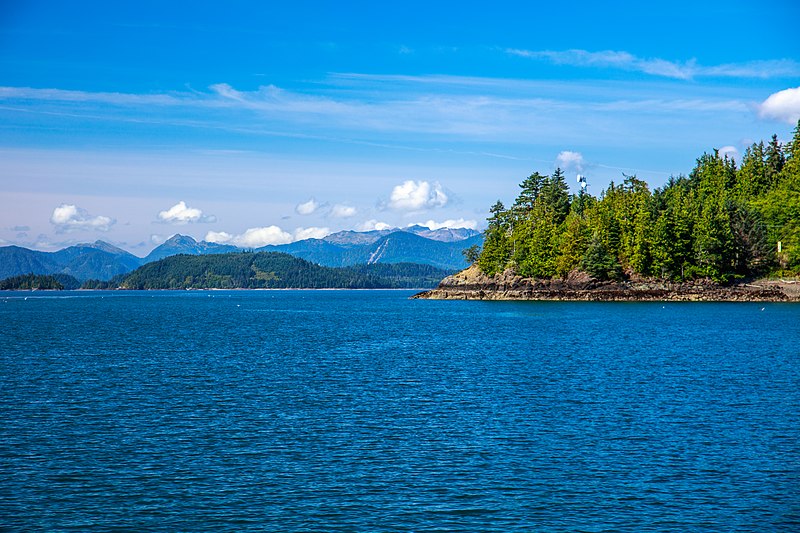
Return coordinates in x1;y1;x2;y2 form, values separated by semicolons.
477;122;800;282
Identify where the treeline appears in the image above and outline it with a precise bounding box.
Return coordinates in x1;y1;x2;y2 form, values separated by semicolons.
0;273;80;290
479;122;800;282
83;252;453;289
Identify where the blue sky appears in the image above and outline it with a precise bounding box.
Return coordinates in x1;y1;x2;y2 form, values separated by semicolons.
1;1;799;253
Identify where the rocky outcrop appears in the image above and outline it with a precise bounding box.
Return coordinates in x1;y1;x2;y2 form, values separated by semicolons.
413;265;800;302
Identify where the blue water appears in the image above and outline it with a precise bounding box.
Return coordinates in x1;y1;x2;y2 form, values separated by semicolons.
1;290;798;531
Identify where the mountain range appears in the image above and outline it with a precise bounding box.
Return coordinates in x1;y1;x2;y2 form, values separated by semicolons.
0;226;482;281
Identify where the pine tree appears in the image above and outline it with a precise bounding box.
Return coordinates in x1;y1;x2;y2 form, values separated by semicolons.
765;134;786;188
555;211;589;276
581;235;623;280
540;167;571;224
478;200;512;275
513;172;547;214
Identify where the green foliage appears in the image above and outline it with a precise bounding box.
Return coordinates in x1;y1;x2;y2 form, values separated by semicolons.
87;252;453;290
475;122;800;280
461;244;481;264
478;200;512;275
580;236;623;280
0;273;80;290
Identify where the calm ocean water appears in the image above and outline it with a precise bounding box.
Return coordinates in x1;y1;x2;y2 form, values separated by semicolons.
1;290;798;532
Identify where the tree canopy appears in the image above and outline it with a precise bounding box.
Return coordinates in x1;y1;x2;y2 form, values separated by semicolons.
475;122;800;282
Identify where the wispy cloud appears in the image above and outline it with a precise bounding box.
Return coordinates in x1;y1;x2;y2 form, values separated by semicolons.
330;204;357;218
507;48;800;80
0;73;770;159
0;86;190;106
556;151;585;173
295;198;320;215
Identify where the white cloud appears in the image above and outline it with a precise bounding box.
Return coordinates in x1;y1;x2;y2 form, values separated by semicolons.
150;234;167;245
204;226;331;247
330;204;357;218
293;227;331;241
718;146;739;160
295;198;319;215
50;204;114;232
236;226;293;247
356;220;393;232
507;49;800;80
759;87;800;124
204;231;234;244
413;219;478;230
157;201;215;224
556;151;585;173
388;180;448;212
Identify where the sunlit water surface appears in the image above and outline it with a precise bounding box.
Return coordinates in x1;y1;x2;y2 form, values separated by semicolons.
1;290;798;531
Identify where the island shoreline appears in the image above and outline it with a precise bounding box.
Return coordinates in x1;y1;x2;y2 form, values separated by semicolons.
413;266;800;302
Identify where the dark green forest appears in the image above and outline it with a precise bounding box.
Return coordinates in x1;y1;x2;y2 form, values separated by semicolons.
478;122;800;282
82;252;453;289
0;273;80;290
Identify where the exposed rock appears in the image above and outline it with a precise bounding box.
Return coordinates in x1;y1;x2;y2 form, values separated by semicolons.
413;266;799;302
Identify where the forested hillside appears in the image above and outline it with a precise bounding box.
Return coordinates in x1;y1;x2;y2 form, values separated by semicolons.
0;273;80;290
86;252;453;289
479;123;800;282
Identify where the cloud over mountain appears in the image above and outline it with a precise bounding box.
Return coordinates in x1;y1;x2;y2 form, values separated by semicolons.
157;201;216;224
50;204;115;232
205;226;331;247
412;218;477;230
388;180;448;212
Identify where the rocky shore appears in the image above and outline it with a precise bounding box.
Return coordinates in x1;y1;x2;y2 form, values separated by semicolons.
413;265;800;302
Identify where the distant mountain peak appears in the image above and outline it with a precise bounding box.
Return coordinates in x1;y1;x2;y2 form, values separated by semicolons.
87;240;132;256
164;234;198;245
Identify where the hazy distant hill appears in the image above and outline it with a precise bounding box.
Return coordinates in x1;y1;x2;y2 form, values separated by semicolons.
53;242;142;280
0;246;63;280
262;231;483;270
0;227;483;281
112;252;453;289
320;226;480;246
0;241;142;281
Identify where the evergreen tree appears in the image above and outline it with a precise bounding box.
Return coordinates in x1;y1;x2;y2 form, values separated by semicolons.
581;235;623;280
736;142;767;198
478;200;512;275
475;128;800;279
540;167;571;224
765;134;785;188
514;203;558;278
780;120;800;190
555;211;589;276
513;172;547;214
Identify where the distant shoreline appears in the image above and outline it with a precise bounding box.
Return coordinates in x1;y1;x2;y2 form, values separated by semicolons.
1;287;429;293
413;266;800;302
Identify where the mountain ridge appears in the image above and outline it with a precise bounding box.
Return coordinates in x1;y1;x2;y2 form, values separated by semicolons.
0;227;483;281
